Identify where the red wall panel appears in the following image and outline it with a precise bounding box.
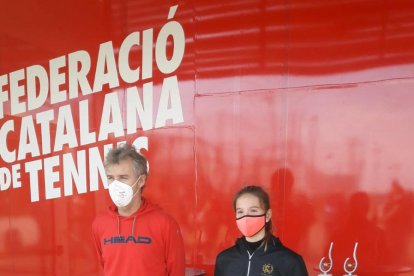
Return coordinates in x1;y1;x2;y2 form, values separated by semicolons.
0;0;413;275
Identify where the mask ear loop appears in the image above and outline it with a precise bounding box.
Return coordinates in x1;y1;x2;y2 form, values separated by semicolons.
131;175;144;198
134;174;147;187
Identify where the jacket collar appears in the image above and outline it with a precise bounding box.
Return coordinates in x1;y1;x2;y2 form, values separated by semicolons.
235;235;283;255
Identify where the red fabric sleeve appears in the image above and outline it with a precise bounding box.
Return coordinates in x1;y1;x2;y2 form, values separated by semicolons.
91;220;105;269
165;218;186;276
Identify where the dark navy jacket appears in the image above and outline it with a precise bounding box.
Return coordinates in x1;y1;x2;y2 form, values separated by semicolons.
214;236;309;276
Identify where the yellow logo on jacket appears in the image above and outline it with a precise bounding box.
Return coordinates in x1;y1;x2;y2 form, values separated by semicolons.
261;263;274;275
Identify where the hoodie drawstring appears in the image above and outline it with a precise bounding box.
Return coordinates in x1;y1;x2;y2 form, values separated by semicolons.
117;216;120;236
117;215;137;236
132;216;137;236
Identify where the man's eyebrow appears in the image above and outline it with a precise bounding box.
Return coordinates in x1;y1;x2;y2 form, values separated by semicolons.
106;173;129;178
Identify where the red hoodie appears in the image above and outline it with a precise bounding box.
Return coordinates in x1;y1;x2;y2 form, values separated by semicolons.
92;198;185;276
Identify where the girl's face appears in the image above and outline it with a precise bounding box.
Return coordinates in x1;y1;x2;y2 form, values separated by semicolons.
235;193;266;218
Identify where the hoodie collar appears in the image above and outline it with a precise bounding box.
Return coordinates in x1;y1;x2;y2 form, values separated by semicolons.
108;197;156;218
108;198;159;236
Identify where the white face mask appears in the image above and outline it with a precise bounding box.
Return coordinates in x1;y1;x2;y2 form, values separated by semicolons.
108;178;140;208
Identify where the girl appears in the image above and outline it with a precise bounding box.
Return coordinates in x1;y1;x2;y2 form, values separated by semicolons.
214;185;308;276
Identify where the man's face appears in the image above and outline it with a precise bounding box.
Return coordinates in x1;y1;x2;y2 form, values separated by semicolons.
106;158;143;195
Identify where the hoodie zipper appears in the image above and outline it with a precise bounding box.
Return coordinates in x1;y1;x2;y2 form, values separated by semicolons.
247;251;254;276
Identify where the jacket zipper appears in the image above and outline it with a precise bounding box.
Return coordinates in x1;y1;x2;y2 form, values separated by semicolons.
247;251;254;276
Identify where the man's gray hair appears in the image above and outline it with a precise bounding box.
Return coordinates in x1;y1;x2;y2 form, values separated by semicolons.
104;143;148;177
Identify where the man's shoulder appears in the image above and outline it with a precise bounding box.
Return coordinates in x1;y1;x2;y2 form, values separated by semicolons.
144;204;178;225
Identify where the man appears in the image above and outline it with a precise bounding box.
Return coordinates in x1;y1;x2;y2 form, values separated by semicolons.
92;143;185;275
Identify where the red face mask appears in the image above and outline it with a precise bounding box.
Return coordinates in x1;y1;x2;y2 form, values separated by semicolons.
236;214;266;237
